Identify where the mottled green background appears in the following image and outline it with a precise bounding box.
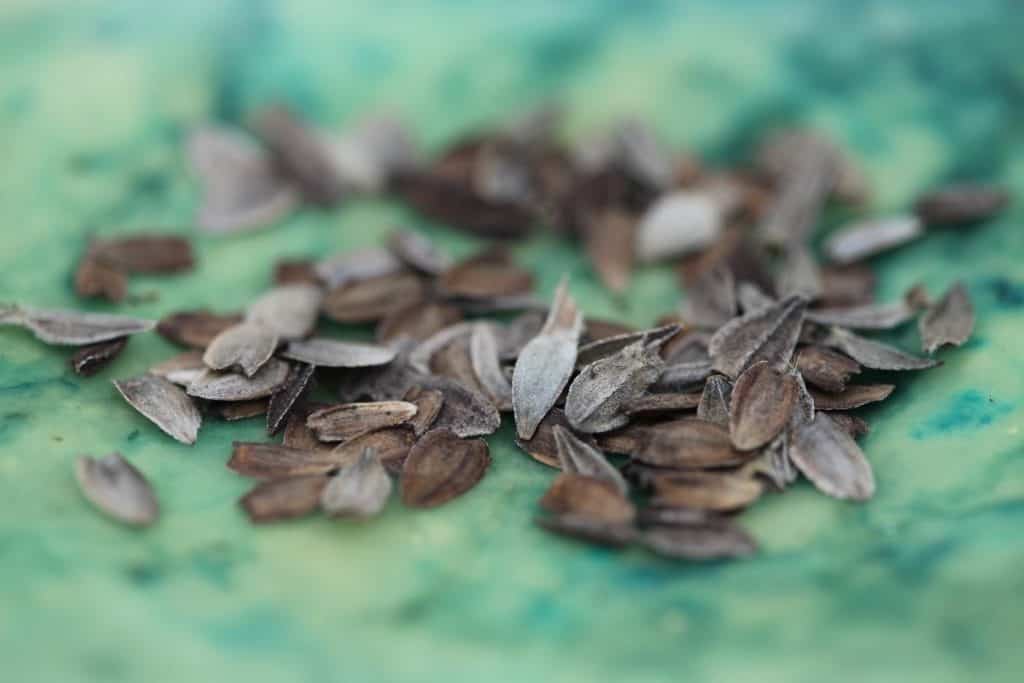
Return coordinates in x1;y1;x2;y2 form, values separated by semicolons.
1;1;1022;681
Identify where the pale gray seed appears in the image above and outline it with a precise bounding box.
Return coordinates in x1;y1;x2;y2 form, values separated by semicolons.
187;358;291;401
919;281;974;353
75;453;159;526
246;284;322;340
1;305;154;345
113;374;202;445
469;323;513;410
202;322;279;377
823;214;923;264
552;425;628;496
281;338;396;367
823;327;938;371
320;447;393;518
789;412;875;501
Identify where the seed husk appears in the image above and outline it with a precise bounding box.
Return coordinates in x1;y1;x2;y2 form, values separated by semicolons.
649;470;764;511
497;311;546;361
914;183;1009;226
539;474;635;524
315;247;403;289
1;305;154;346
400;428;490;508
281;338;395;368
254;106;345;206
810;384;894;411
680;264;736;329
795;346;862;392
437;249;534;300
625;391;702;417
469;323;513;410
376;301;463;343
387;229;452;275
807;300;915;330
69;337;128;376
512;279;583;439
708;294;806;378
228;442;351;478
150;350;207;386
186;125;298;234
266;362;316;435
536;513;636;547
696;374;732;427
823;326;938;371
641;521;757;561
789;412;875;501
156;310;243;349
819;264;876;307
75;453;159;526
74;256;128;302
729;361;799;450
552;425;629;495
213;399;269;421
320;447;393;518
306;401;418;442
402;386;444;436
429;333;486;397
245;284;322;340
635;191;722;263
282;403;334;452
187;358;291;400
113;373;202;445
583;208;634;294
775;243;822;301
748;433;798;489
919;281;974;353
202;322;279;377
418;375;501;437
239;475;328;523
331;428;417;476
823;215;923;264
516;408;585;468
322;272;427;323
408;322;475;374
629;418;754;468
652;359;714;392
576;323;675;366
89;234;195;274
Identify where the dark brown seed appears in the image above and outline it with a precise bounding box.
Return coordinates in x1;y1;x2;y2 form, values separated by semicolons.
282;403;334;452
552;425;628;495
322;272;427;323
202;322;279;377
807;301;915;330
810;384;894;411
376;301;464;343
239;475;328;523
823;327;938;371
829;413;871;439
660;330;708;367
89;234;195;274
281;338;395;368
583;208;634;294
69;337;128;376
273;259;319;285
680;264;736;329
266;362;316;435
819;264;876;307
438;250;534;300
539;474;635;524
320;447;393;518
630;418;755;468
402;386;444;437
113;373;202;444
789;412;875;500
408;322;474;374
3;305;154;346
229;440;339;480
795;346;861;393
245;284;322;340
156;310;244;349
429;334;487;397
74;255;128;302
75;453;159;526
696;375;732;427
516;408;587;469
306;401;418;442
187;358;291;400
214;399;269;421
253;106;345;206
581;318;638;345
625;391;702;417
708;294;806;378
536;513;636;547
919;281;974;354
641;522;757;561
914;183;1009;226
400;428;490;508
387;229;452;275
650;470;764;511
823;215;923;264
729;362;799;450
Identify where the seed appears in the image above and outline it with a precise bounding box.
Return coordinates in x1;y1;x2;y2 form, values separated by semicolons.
402;386;445;437
266;362;316;435
320;447;393;519
807;300;915;330
789;412;875;501
822;327;938;371
582;208;634;294
214;399;269;421
819;264;876;307
680;264;736;329
400;428;490;508
775;243;823;301
1;305;154;345
245;284;322;340
254;106;345;206
281;338;395;368
156;310;243;349
516;408;583;469
69;337;128;376
919;281;974;354
74;256;128;302
795;346;861;393
729;361;799;450
629;418;754;468
635;191;723;263
88;234;195;274
75;453;159;526
418;375;501;437
315;247;403;289
202;322;279;377
187;358;291;401
823;215;923;264
650;470;764;511
469;323;513;410
149;350;207;386
809;384;894;411
228;442;350;478
239;475;328;523
306;401;418;442
539;474;635;524
708;295;806;378
437;248;534;300
113;374;202;445
552;425;629;495
322;272;427;323
696;374;732;427
624;391;702;417
641;521;757;561
376;301;463;343
387;229;452;275
273;259;319;285
914;183;1009;226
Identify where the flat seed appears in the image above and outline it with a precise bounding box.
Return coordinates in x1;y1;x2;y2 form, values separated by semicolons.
320;447;393;518
75;453;159;526
807;301;915;330
69;337;128;376
823;327;938;371
266;362;316;435
438;252;534;300
829;413;871;440
577;323;677;367
246;284;322;340
187;358;291;400
186;126;298;234
282;338;395;367
552;425;629;495
330;428;417;476
915;183;1009;226
113;374;202;445
749;432;798;489
539;474;635;524
254;106;345;206
820;264;876;307
387;229;452;275
630;418;755;468
516;408;585;468
736;282;775;313
789;412;875;501
469;323;513;410
512;279;583;439
74;256;128;302
400;428;490;508
376;301;463;343
919;281;974;353
306;401;418;442
402;386;444;437
536;513;636;547
202;322;279;377
583;208;634;294
641;522;757;561
497;311;546;361
823;215;923;264
795;346;861;392
156;310;243;349
637;506;715;528
775;243;822;301
315;247;403;289
635;191;723;263
150;350;207;386
407;322;475;374
680;264;736;329
810;384;894;411
1;305;154;345
322;272;426;323
625;391;702;417
239;475;328;523
696;375;732;427
282;402;335;452
652;359;714;392
90;234;195;274
213;399;269;421
228;442;351;478
709;294;806;379
419;375;501;437
650;470;764;511
429;334;486;397
729;361;798;450
273;259;319;285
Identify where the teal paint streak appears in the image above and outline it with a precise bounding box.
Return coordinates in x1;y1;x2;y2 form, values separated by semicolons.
911;390;1013;439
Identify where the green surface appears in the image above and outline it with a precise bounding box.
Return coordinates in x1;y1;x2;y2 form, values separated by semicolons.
1;1;1023;681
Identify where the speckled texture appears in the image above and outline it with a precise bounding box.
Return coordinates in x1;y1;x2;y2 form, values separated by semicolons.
1;1;1023;681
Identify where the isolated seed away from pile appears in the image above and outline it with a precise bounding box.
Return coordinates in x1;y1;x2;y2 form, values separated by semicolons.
0;104;1004;562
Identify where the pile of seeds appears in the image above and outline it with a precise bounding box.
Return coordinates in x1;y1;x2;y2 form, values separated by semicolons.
1;106;1007;560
